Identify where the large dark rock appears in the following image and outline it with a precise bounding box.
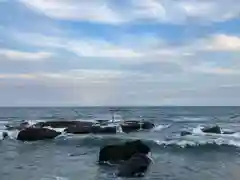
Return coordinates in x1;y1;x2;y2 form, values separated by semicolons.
17;128;61;141
201;125;221;134
121;121;155;133
98;140;150;163
34;121;94;129
117;153;152;177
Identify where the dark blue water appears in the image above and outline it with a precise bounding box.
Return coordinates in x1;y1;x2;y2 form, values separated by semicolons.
1;107;240;180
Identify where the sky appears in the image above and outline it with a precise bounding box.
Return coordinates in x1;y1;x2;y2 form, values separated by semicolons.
0;0;240;106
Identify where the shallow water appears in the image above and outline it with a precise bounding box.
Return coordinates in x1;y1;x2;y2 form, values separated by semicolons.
1;106;240;180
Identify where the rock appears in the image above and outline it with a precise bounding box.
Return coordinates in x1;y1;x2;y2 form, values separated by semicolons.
121;121;154;133
98;140;150;163
117;153;152;177
141;121;155;129
64;125;117;134
17;128;61;141
121;122;140;133
91;125;117;134
34;121;94;129
180;131;192;136
201;125;221;134
1;132;9;140
64;125;92;134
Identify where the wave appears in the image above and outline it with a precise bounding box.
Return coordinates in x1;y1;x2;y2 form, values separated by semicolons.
1;129;240;152
53;134;240;152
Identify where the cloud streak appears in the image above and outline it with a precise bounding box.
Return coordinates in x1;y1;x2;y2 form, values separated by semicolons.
0;49;53;61
19;0;240;24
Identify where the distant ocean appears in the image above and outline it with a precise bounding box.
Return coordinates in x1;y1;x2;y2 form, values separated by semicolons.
1;106;240;180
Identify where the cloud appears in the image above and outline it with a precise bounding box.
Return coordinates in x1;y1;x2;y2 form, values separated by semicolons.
19;0;124;24
0;48;53;61
12;32;142;58
19;0;240;24
190;62;240;75
204;34;240;51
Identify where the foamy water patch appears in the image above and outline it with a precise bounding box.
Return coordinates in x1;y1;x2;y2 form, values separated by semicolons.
154;137;240;148
152;124;170;132
172;116;209;122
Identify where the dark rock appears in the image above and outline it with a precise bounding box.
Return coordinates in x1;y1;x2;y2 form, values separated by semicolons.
117;153;152;177
121;121;154;133
17;128;61;141
2;132;8;139
98;140;150;163
91;125;117;134
201;125;221;134
141;121;155;129
64;126;92;134
64;125;117;134
180;131;192;136
121;122;140;133
34;121;94;129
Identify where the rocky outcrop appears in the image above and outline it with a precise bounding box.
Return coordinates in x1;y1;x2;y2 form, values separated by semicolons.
98;140;150;163
17;128;61;141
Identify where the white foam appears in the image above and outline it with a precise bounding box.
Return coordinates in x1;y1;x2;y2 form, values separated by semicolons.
174;117;208;122
155;137;240;148
192;125;205;135
44;126;66;133
152;124;170;132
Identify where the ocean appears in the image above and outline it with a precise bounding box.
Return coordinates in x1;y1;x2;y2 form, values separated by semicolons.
0;106;240;180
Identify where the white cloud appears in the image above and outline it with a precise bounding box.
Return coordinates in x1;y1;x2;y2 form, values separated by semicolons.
19;0;124;24
12;32;142;58
0;48;53;61
0;69;141;83
204;34;240;51
19;0;240;24
190;62;240;75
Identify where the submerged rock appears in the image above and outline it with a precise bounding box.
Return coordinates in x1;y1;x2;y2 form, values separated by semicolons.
180;131;192;136
17;128;61;141
121;121;155;133
98;140;150;163
1;132;9;140
117;153;152;177
201;125;221;134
